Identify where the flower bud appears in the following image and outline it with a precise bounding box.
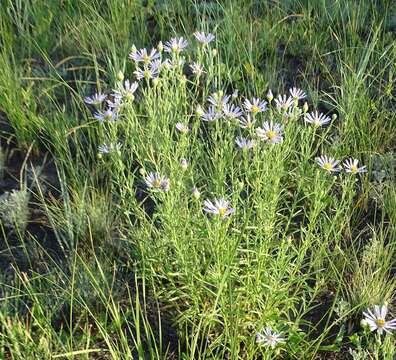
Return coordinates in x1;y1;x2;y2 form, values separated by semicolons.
332;113;338;121
157;41;164;52
266;89;273;102
152;77;160;87
116;70;124;82
139;168;146;176
303;102;309;113
212;48;218;56
130;44;137;54
192;187;200;199
196;105;204;117
180;158;188;170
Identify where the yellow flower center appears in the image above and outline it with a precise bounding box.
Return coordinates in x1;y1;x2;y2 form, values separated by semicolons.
376;319;385;328
104;112;112;121
218;207;227;217
144;70;151;78
152;179;161;188
350;165;358;174
266;130;276;140
323;162;333;171
125;93;134;101
143;55;151;64
251;105;260;114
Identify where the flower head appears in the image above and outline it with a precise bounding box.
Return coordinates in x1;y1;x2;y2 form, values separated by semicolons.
244;98;267;115
98;142;122;154
94;109;118;123
134;62;160;81
305;111;331;127
274;94;294;112
256;121;283;144
201;106;222;122
235;136;256;150
223;103;243;119
363;305;396;335
203;198;235;219
190;62;205;76
84;92;107;106
113;80;138;102
208;93;230;108
164;37;188;54
129;48;160;64
343;158;367;174
289;87;306;100
239;115;256;129
176;122;189;134
145;172;170;192
193;31;215;45
256;327;285;349
316;155;341;173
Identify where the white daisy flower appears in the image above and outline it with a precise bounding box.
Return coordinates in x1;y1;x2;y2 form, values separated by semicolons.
239;115;256;129
145;172;170;192
201;106;222;122
305;111;331;127
203;198;235;219
98;142;122;154
134;62;160;81
235;136;256;150
208;93;230;108
193;31;215;45
343;158;367;174
84;92;106;106
244;97;267;115
316;155;341;173
164;37;188;54
256;327;285;349
363;305;396;335
190;62;205;76
94;109;118;123
223;103;243;119
175;122;189;134
112;80;138;102
289;87;306;100
274;94;294;112
129;48;160;64
256;121;283;144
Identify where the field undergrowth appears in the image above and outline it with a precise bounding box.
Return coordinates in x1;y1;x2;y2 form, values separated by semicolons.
0;0;396;359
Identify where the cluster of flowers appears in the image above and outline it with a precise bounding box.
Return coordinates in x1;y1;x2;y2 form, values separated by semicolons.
255;304;396;350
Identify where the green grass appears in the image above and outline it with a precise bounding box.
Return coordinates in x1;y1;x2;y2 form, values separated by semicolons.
0;0;395;359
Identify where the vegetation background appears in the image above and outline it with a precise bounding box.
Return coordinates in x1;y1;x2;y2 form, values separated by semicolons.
0;0;395;359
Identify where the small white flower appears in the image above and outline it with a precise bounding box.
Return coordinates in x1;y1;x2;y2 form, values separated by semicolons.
289;87;306;100
363;305;396;335
94;109;118;123
193;31;215;45
208;93;230;108
145;172;170;192
305;111;331;127
235;136;256;150
316;155;341;173
176;122;189;134
134;62;160;80
223;103;243;119
343;158;367;174
129;48;160;64
238;115;256;129
180;158;188;170
274;94;294;112
256;327;285;349
164;37;188;54
98;142;122;154
244;98;267;115
190;62;205;76
112;80;138;102
203;198;235;219
84;92;106;106
256;121;283;144
201;106;222;122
